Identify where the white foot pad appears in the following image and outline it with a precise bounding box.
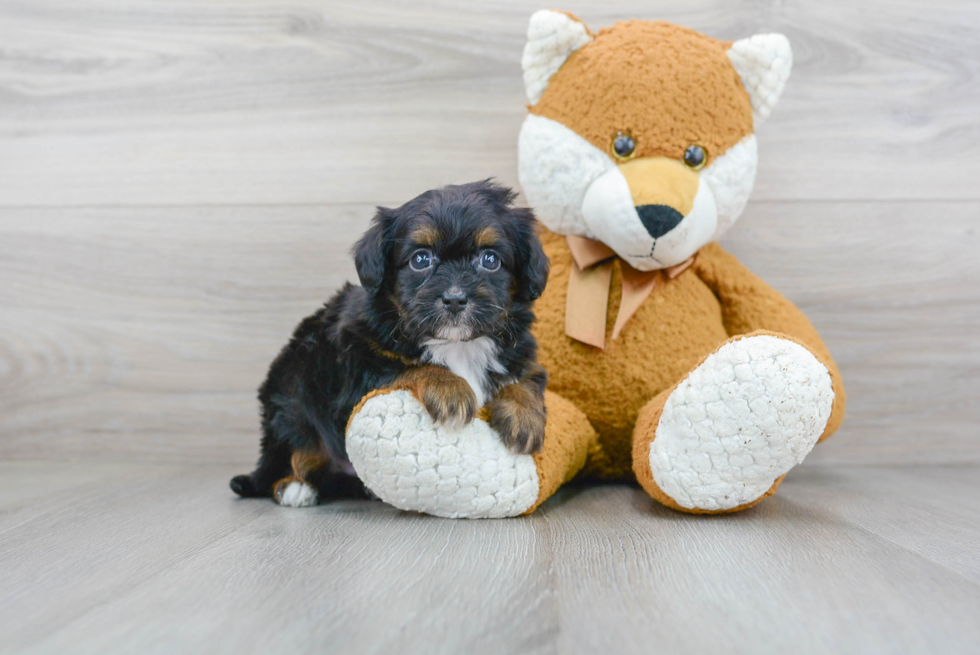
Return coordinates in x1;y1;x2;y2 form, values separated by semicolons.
650;335;834;511
276;480;318;508
346;390;539;519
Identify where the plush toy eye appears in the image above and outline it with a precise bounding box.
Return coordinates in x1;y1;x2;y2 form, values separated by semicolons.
479;250;501;272
683;145;707;170
410;249;433;271
611;132;636;161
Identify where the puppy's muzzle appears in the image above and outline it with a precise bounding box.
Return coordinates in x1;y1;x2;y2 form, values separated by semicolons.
441;289;468;316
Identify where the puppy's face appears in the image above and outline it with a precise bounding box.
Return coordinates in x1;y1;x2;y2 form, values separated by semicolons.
353;181;548;344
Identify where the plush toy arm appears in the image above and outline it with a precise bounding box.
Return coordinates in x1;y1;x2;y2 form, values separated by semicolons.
345;388;596;518
694;243;831;355
694;242;846;440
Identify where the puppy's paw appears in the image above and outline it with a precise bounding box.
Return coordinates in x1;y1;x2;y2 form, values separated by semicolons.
418;377;477;429
272;477;319;508
402;366;478;429
489;392;546;455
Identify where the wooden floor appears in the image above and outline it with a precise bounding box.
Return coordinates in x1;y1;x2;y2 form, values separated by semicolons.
1;460;979;654
2;0;980;653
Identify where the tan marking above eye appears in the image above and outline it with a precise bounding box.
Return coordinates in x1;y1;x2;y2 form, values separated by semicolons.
410;224;440;246
475;226;501;248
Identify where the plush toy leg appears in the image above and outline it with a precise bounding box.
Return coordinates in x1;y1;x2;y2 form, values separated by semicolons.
346;389;596;518
631;331;839;514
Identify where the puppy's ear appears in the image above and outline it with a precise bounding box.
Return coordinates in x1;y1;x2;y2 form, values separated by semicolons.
513;208;549;302
352;208;393;293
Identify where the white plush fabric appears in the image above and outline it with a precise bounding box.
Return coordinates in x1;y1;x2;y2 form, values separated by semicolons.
347;390;539;519
701;134;758;240
580;166;650;262
728;34;793;124
521;10;593;105
518;114;613;237
649;336;834;511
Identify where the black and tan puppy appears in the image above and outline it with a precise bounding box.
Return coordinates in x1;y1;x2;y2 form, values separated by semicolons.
230;180;550;507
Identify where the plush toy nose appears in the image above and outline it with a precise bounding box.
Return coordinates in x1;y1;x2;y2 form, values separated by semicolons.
636;204;685;238
441;289;468;314
618;157;700;237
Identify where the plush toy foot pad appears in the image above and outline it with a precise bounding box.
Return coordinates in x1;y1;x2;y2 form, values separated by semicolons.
649;335;834;511
346;390;540;518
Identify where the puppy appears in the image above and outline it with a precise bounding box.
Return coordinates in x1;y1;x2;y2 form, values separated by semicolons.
230;180;550;507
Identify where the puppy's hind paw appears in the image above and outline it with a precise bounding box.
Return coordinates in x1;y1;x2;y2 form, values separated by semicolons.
273;478;319;508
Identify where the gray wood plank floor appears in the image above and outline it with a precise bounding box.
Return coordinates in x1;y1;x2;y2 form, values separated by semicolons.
1;461;978;655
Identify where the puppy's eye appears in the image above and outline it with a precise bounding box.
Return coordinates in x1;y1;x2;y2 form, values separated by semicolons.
479;250;501;272
683;144;707;170
611;132;636;161
409;249;433;271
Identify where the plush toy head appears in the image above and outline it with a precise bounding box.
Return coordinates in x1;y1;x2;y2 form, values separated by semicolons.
518;11;792;270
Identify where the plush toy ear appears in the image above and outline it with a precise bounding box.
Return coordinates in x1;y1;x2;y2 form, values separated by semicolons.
521;10;593;105
727;33;793;124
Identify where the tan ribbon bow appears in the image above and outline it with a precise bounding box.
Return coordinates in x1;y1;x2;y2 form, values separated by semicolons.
564;235;696;349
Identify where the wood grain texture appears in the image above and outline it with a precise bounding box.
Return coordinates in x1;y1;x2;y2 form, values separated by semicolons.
1;201;976;464
1;461;978;654
0;0;979;206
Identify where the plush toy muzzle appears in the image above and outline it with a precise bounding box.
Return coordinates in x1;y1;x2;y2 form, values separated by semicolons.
581;155;718;270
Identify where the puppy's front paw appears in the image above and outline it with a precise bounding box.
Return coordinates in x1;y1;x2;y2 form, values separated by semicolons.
489;392;546;455
405;366;477;428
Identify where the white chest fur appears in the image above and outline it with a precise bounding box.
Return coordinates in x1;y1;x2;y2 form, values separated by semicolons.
421;336;507;407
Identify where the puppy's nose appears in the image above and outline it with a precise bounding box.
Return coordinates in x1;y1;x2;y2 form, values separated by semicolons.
441;289;468;314
636;204;684;238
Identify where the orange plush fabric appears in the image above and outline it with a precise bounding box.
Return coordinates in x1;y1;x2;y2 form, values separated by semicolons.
531;20;753;167
534;231;732;479
523;390;598;514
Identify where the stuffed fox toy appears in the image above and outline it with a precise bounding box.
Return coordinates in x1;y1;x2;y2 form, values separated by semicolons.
345;11;845;517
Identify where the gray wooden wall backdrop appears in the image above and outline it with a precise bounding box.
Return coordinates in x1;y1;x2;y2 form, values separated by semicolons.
1;0;978;467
